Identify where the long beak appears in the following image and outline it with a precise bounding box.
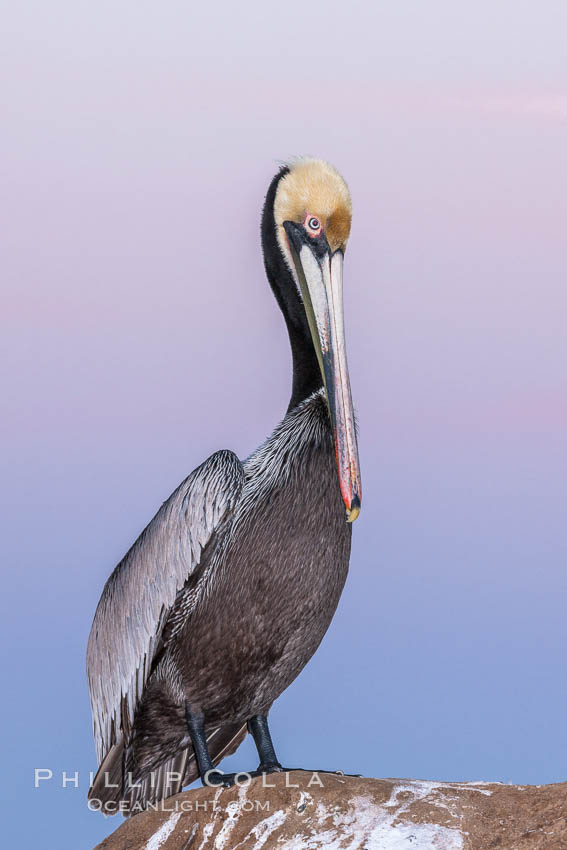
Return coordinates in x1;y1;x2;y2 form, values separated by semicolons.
284;222;362;522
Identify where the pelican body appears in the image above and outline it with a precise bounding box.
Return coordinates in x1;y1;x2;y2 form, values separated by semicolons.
87;159;362;814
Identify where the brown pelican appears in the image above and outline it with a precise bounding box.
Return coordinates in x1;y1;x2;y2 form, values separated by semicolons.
87;158;362;814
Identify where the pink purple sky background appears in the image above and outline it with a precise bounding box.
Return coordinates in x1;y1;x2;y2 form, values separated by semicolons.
1;2;566;847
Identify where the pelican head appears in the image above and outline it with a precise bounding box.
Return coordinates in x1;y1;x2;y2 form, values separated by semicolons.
262;158;361;522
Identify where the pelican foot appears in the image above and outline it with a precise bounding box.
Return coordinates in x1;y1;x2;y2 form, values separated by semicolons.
257;761;284;773
202;763;283;788
202;769;236;788
284;768;363;777
202;766;361;788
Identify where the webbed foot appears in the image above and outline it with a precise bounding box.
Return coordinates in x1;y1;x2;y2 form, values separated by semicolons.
202;764;283;787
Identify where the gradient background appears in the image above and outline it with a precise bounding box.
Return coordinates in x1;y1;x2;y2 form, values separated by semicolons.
2;2;566;847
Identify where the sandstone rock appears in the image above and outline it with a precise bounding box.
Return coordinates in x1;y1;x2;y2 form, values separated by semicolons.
95;771;567;849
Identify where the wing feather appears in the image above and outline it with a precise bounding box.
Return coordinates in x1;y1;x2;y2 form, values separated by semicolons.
86;449;245;764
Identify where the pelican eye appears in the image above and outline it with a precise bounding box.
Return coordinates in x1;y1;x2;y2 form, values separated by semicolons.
305;215;322;235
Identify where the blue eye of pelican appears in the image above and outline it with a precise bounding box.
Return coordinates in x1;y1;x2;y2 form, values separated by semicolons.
308;217;320;232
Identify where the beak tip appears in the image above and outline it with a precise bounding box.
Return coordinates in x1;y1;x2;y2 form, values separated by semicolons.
346;494;361;523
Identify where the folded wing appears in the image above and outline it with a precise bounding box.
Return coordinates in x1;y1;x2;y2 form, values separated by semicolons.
86;449;245;766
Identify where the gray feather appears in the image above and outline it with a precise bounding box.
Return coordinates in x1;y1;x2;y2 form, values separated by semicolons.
86;449;245;765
